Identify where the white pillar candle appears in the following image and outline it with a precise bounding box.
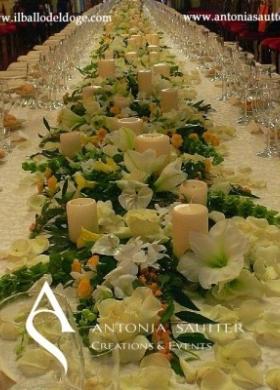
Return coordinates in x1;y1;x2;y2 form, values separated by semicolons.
180;180;208;206
160;88;178;112
148;45;160;53
113;96;130;109
125;51;137;63
66;198;98;243
135;133;170;156
149;51;160;64
117;117;143;134
138;70;153;95
98;59;115;78
146;33;160;45
172;204;209;258
153;63;170;77
60;132;82;159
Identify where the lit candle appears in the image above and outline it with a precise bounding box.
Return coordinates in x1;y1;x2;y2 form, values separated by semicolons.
153;63;170;77
135;133;170;156
172;204;209;257
180;180;208;206
146;33;160;45
160;88;178;112
98;59;115;78
148;45;160;53
113;95;130;109
66;198;99;243
149;51;160;64
125;51;137;63
60;131;82;159
138;70;153;95
117;117;143;134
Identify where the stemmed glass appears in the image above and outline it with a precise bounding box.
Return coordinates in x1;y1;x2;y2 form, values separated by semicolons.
252;83;280;158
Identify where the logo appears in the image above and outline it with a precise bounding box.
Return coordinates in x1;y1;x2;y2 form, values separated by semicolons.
26;282;75;374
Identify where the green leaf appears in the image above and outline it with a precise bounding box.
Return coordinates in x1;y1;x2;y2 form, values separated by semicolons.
161;300;175;323
43;117;51;131
176;332;214;346
171;289;199;311
176;311;216;324
170;352;184;377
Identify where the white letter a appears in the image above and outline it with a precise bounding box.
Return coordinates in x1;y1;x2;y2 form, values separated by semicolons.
26;282;75;374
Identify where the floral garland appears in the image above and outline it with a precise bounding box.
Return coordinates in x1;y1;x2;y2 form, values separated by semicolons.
1;0;280;389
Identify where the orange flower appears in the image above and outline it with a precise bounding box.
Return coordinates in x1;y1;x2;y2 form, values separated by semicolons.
78;278;93;299
72;259;82;273
110;105;121;115
203;131;220;146
97;128;107;142
44;168;52;179
87;255;100;268
205;159;212;173
36;180;44;193
171;133;183;149
189;133;199;141
47;175;58;193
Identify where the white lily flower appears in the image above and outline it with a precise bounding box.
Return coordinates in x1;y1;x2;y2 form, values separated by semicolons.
124;149;167;176
154;158;187;193
118;181;153;210
114;238;167;269
109;127;136;152
97;201;125;233
27;194;47;212
57;107;84;130
110;274;137;298
178;220;248;289
92;234;120;256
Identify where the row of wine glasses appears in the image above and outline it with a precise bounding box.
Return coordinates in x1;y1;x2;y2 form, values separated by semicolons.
145;0;280;158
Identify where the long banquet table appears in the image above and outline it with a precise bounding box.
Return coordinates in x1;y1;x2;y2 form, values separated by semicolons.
1;1;280;389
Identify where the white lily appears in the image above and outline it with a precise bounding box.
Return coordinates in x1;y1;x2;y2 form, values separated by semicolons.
178;220;248;290
154;158;187;193
92;234;120;256
109;127;136;152
124;149;168;177
57;107;84;130
118;180;153;210
114;237;167;269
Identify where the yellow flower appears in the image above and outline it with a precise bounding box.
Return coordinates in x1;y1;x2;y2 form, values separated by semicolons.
74;172;96;191
77;227;102;248
92;158;118;174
